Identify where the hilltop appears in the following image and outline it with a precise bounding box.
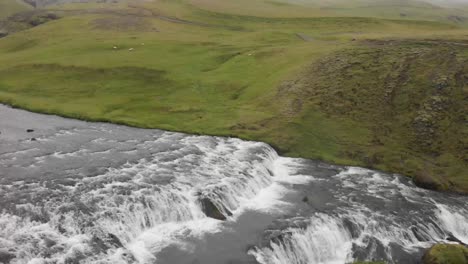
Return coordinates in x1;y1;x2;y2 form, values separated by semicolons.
0;0;467;193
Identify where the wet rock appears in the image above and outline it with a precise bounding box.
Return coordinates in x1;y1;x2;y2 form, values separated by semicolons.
106;233;123;248
57;200;95;216
413;171;445;191
261;229;285;245
446;233;467;246
411;226;431;242
0;249;15;264
118;249;137;263
90;233;123;253
199;197;231;221
43;237;57;248
388;242;422;264
267;168;274;176
342;218;361;239
64;251;86;264
90;236;108;253
352;237;387;261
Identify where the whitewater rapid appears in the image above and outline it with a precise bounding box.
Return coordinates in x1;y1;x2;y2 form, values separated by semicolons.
0;104;467;264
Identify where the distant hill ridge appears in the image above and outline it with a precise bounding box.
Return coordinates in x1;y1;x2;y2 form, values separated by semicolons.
22;0;127;8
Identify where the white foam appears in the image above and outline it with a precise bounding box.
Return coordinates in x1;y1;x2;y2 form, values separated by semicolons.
0;135;292;263
436;204;468;244
127;219;222;264
235;157;314;215
250;214;353;264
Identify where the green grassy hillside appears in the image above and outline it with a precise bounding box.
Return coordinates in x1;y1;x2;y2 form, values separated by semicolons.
0;0;466;193
0;0;32;20
274;40;468;192
188;0;468;25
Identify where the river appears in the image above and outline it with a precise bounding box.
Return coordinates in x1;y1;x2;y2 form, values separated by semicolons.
0;104;467;264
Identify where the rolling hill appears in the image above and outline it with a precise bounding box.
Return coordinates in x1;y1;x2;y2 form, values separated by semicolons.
0;0;466;193
0;0;32;20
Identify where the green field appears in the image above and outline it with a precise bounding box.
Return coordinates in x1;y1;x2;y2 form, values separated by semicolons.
0;0;467;193
0;0;31;20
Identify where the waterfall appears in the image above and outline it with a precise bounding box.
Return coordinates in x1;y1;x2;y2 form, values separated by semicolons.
249;167;468;264
1;104;467;264
436;204;468;244
0;131;283;264
249;214;353;264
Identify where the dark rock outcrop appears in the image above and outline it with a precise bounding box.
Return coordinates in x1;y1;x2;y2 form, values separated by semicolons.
0;249;15;264
199;197;232;221
413;170;446;191
446;233;467;246
90;233;123;253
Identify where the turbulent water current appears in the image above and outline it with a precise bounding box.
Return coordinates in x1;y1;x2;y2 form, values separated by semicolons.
0;105;467;264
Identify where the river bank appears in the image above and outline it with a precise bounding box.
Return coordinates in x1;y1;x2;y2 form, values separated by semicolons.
0;0;467;194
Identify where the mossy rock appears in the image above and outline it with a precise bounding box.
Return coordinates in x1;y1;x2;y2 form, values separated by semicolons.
413;170;448;191
423;244;468;264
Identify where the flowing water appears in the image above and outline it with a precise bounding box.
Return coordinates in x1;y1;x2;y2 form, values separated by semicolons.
0;104;467;264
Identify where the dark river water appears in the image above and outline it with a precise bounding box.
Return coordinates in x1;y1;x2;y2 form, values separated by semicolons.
0;104;467;264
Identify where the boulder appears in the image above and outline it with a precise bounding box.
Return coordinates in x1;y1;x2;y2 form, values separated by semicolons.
0;249;15;264
422;244;468;264
199;197;231;221
413;171;445;191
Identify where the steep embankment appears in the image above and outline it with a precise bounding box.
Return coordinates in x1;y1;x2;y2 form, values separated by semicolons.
271;39;468;193
0;0;466;193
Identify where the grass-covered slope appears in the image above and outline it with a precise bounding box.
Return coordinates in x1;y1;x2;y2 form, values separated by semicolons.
188;0;468;25
0;0;32;20
0;0;466;192
273;40;468;192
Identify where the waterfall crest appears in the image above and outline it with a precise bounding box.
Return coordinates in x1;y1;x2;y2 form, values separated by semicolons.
0;131;283;264
1;105;467;264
